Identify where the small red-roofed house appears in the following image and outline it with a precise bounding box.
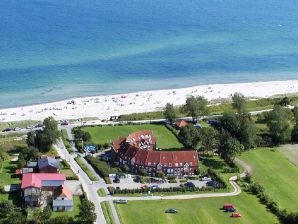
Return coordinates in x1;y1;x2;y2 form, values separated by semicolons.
53;185;74;211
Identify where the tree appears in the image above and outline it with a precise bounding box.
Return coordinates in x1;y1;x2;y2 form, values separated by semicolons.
139;168;148;176
184;96;208;122
46;216;73;224
178;124;201;148
232;92;247;114
17;153;26;168
276;96;291;107
293;107;298;123
267;106;293;144
78;199;97;224
42;206;52;221
21;146;39;163
219;111;240;137
219;137;244;163
199;127;218;152
163;103;176;124
291;125;298;143
156;171;165;179
0;201;13;219
5;209;26;224
239;115;257;149
28;117;60;152
74;129;91;142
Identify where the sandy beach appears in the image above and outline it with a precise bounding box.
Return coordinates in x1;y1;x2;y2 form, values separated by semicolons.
1;80;298;122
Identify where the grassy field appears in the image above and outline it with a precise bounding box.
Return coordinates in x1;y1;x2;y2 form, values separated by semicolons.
240;147;298;212
0;160;20;186
101;201;115;224
74;157;98;181
61;129;73;153
116;193;278;224
51;195;81;219
82;124;183;149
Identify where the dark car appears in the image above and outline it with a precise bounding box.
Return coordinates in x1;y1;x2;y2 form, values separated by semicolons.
184;182;195;188
2;128;12;132
113;177;120;183
165;208;178;213
225;207;236;212
207;180;219;187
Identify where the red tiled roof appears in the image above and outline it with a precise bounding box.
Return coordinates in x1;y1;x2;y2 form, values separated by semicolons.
175;120;188;128
112;137;126;152
21;173;66;189
55;185;73;199
113;130;199;168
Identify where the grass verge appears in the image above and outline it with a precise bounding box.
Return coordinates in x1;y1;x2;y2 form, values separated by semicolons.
74;157;98;181
101;201;115;224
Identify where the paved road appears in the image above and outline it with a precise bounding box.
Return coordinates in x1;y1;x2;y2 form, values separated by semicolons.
54;140;106;224
234;157;253;178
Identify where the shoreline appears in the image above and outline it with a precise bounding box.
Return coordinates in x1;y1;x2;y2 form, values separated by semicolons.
1;80;298;122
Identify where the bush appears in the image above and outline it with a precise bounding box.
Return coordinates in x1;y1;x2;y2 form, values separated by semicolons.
104;177;112;184
168;179;177;183
85;156;111;177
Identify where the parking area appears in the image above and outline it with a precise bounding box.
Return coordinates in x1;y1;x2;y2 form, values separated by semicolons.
108;175;208;189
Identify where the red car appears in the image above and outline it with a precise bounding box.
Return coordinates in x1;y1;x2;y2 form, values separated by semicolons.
231;213;241;218
223;204;234;210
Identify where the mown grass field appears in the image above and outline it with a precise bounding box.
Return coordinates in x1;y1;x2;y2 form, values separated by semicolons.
82;124;183;149
240;146;298;212
116;193;278;224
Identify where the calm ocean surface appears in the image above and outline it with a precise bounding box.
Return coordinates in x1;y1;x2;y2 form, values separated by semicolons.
1;0;298;108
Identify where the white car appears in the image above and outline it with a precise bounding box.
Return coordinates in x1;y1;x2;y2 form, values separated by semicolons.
201;177;212;181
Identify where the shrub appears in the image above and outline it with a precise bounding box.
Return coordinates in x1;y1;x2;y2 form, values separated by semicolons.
104;177;112;184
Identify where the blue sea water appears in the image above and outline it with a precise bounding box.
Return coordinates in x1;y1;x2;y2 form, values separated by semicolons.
1;0;298;108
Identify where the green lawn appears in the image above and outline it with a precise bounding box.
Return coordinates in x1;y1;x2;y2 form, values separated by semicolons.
74;157;98;181
51;195;81;219
82;124;183;149
0;160;20;186
240;147;298;212
116;193;278;224
101;201;115;224
97;188;107;197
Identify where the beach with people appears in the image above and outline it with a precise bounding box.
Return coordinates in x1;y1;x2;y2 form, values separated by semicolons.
0;80;297;122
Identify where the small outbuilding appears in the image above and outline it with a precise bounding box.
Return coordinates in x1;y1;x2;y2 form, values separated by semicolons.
175;120;188;129
53;185;74;212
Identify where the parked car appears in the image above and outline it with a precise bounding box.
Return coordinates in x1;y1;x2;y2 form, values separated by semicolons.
14;127;21;131
184;182;195;188
207;180;219;187
114;199;128;204
2;128;12;132
165;208;178;213
113;177;120;183
200;176;212;181
223;204;234;210
226;207;236;212
150;185;160;190
231;213;241;218
60;120;69;126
